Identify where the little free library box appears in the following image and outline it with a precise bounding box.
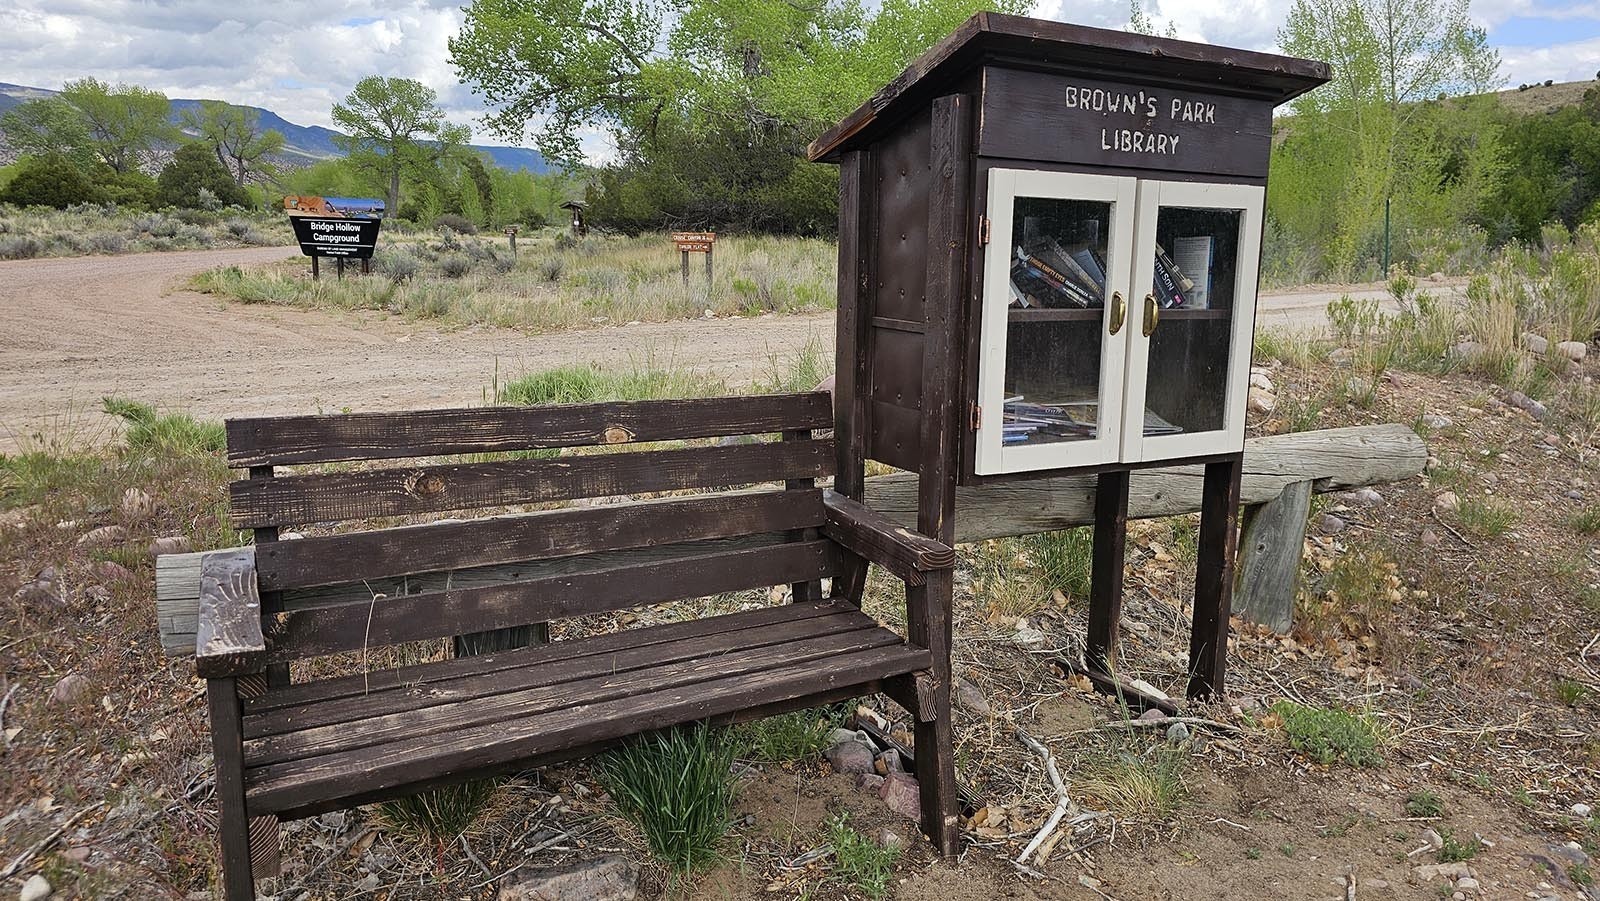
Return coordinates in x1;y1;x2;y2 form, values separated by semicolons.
811;14;1329;699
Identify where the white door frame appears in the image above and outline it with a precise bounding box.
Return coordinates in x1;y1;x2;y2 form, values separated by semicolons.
974;168;1138;476
1120;180;1265;463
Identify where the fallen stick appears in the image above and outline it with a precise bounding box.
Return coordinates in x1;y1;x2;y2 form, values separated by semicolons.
0;682;18;752
0;802;103;879
1014;728;1076;866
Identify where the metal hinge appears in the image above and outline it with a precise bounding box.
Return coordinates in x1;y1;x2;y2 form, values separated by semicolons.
971;403;982;430
978;216;991;247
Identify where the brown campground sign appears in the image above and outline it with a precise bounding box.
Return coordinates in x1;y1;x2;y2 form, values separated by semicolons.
672;231;716;253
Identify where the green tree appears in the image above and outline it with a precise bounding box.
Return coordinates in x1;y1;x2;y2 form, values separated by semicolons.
180;100;285;185
60;78;178;174
1275;0;1503;276
0;154;97;208
331;77;466;215
0;98;96;168
156;142;250;208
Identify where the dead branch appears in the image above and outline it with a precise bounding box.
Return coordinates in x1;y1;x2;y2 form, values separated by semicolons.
1;802;103;879
1014;728;1077;866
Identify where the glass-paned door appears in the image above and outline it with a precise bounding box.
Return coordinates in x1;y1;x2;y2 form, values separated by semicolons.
1121;181;1264;462
975;170;1136;475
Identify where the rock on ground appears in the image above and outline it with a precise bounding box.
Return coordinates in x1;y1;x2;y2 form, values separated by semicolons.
825;740;876;776
149;535;192;557
1523;333;1549;354
19;875;52;901
76;525;126;547
1247;387;1277;415
954;678;992;717
49;674;91;707
1555;340;1588;362
878;772;921;821
498;855;637;901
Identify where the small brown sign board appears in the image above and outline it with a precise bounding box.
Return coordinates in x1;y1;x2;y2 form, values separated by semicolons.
672;231;716;251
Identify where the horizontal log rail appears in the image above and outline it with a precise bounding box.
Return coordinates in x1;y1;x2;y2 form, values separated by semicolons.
155;424;1426;656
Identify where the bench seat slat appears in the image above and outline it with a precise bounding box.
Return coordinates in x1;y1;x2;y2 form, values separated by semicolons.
262;539;842;662
226;392;834;467
246;620;899;765
245;604;877;739
244;640;931;815
245;598;853;714
256;489;826;592
229;439;835;529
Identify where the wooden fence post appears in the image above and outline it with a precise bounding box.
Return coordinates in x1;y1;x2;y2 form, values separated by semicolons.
1233;479;1313;634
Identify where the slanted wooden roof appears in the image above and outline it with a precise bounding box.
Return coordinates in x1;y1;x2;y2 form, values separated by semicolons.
808;13;1330;162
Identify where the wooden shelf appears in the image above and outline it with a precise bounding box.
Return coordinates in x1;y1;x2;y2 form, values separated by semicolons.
1158;308;1230;321
1007;307;1103;322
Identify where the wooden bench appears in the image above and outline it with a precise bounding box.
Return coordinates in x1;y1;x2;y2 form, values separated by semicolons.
196;391;959;900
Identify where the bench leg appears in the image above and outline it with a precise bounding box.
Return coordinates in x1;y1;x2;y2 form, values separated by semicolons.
207;678;257;901
1187;456;1243;701
906;570;960;857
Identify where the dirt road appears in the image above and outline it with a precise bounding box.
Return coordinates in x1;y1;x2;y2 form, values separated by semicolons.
0;245;1444;452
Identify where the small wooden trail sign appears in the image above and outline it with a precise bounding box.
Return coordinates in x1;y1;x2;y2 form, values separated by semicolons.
672;231;716;285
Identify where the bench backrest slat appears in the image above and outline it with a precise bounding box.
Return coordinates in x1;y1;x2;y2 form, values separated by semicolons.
255;489;824;592
230;438;833;530
262;539;841;662
227;393;833;467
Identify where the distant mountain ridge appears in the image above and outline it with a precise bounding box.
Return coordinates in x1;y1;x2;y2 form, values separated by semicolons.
0;82;548;174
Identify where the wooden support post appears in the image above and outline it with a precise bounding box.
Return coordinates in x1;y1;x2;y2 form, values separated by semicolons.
361;257;370;276
784;428;823;602
311;255;319;281
681;250;689;285
1233;479;1312;634
831;148;874;605
336;257;344;280
207;677;256;900
1086;469;1130;673
705;247;714;285
907;570;959;853
1187;455;1243;701
247;465;289;689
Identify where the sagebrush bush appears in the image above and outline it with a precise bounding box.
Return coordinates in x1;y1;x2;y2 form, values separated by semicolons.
0;236;44;259
434;213;479;235
438;254;474;279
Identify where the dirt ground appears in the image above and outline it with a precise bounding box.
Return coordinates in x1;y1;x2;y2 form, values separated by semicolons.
0;244;1458;452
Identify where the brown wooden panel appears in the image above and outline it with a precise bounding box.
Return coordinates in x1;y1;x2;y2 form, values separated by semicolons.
867;401;921;472
262;540;842;662
246;605;880;738
243;642;930;814
873;108;931;323
869;327;925;410
247;626;901;765
226;392;832;467
821;490;955;584
256;489;824;591
195;548;266;678
978;67;1274;178
229;438;834;529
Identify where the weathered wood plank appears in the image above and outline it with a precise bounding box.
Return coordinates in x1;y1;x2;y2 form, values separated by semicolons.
246;606;879;737
262;540;842;662
195;548;266;679
1086;470;1130;673
822;490;955;584
226;392;833;466
246;625;902;766
155;425;1428;658
1234;479;1313;634
229;438;835;529
1188;457;1243;701
243;643;930;815
257;489;824;591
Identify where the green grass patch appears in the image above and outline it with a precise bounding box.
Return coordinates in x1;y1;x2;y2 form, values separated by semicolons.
1272;702;1384;768
496;360;729;406
1572;506;1600;536
1436;828;1478;863
1405;790;1445;818
824;813;899;900
599;722;741;876
1078;745;1190;820
738;707;843;764
101;397;224;457
376;780;499;853
1020;528;1093;601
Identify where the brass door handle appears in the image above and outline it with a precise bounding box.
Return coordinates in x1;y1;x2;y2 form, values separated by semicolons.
1142;293;1160;337
1108;291;1126;335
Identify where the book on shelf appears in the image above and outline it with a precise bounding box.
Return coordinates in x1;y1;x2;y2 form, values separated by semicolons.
1171;236;1214;309
1151;250;1188;309
1141;409;1183;436
1069;247;1108;295
999;395;1099;443
1034;238;1104;300
1010;248;1098;308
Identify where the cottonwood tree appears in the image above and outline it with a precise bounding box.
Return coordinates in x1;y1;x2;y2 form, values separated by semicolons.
0;98;97;168
1274;0;1502;275
332;77;467;214
59;78;177;174
181;100;285;185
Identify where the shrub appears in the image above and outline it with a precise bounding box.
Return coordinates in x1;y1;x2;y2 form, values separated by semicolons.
90;233;127;254
599;723;740;875
376;780;499;854
438;254;474;279
1573;506;1600;535
156;143;248;209
1404;790;1444;818
1022;528;1093;600
0;154;97;208
738;708;842;763
535;256;563;282
434;213;479;235
0;236;44;260
1272;702;1383;767
377;249;421;283
101;397;225;457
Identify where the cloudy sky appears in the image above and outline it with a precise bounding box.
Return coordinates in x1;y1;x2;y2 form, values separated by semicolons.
2;0;1595;158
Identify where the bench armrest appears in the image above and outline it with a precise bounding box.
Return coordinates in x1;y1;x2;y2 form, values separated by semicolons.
822;490;956;586
195;547;267;679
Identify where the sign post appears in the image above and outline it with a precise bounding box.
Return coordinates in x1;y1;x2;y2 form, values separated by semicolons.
671;231;716;288
285;196;386;281
505;224;520;257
